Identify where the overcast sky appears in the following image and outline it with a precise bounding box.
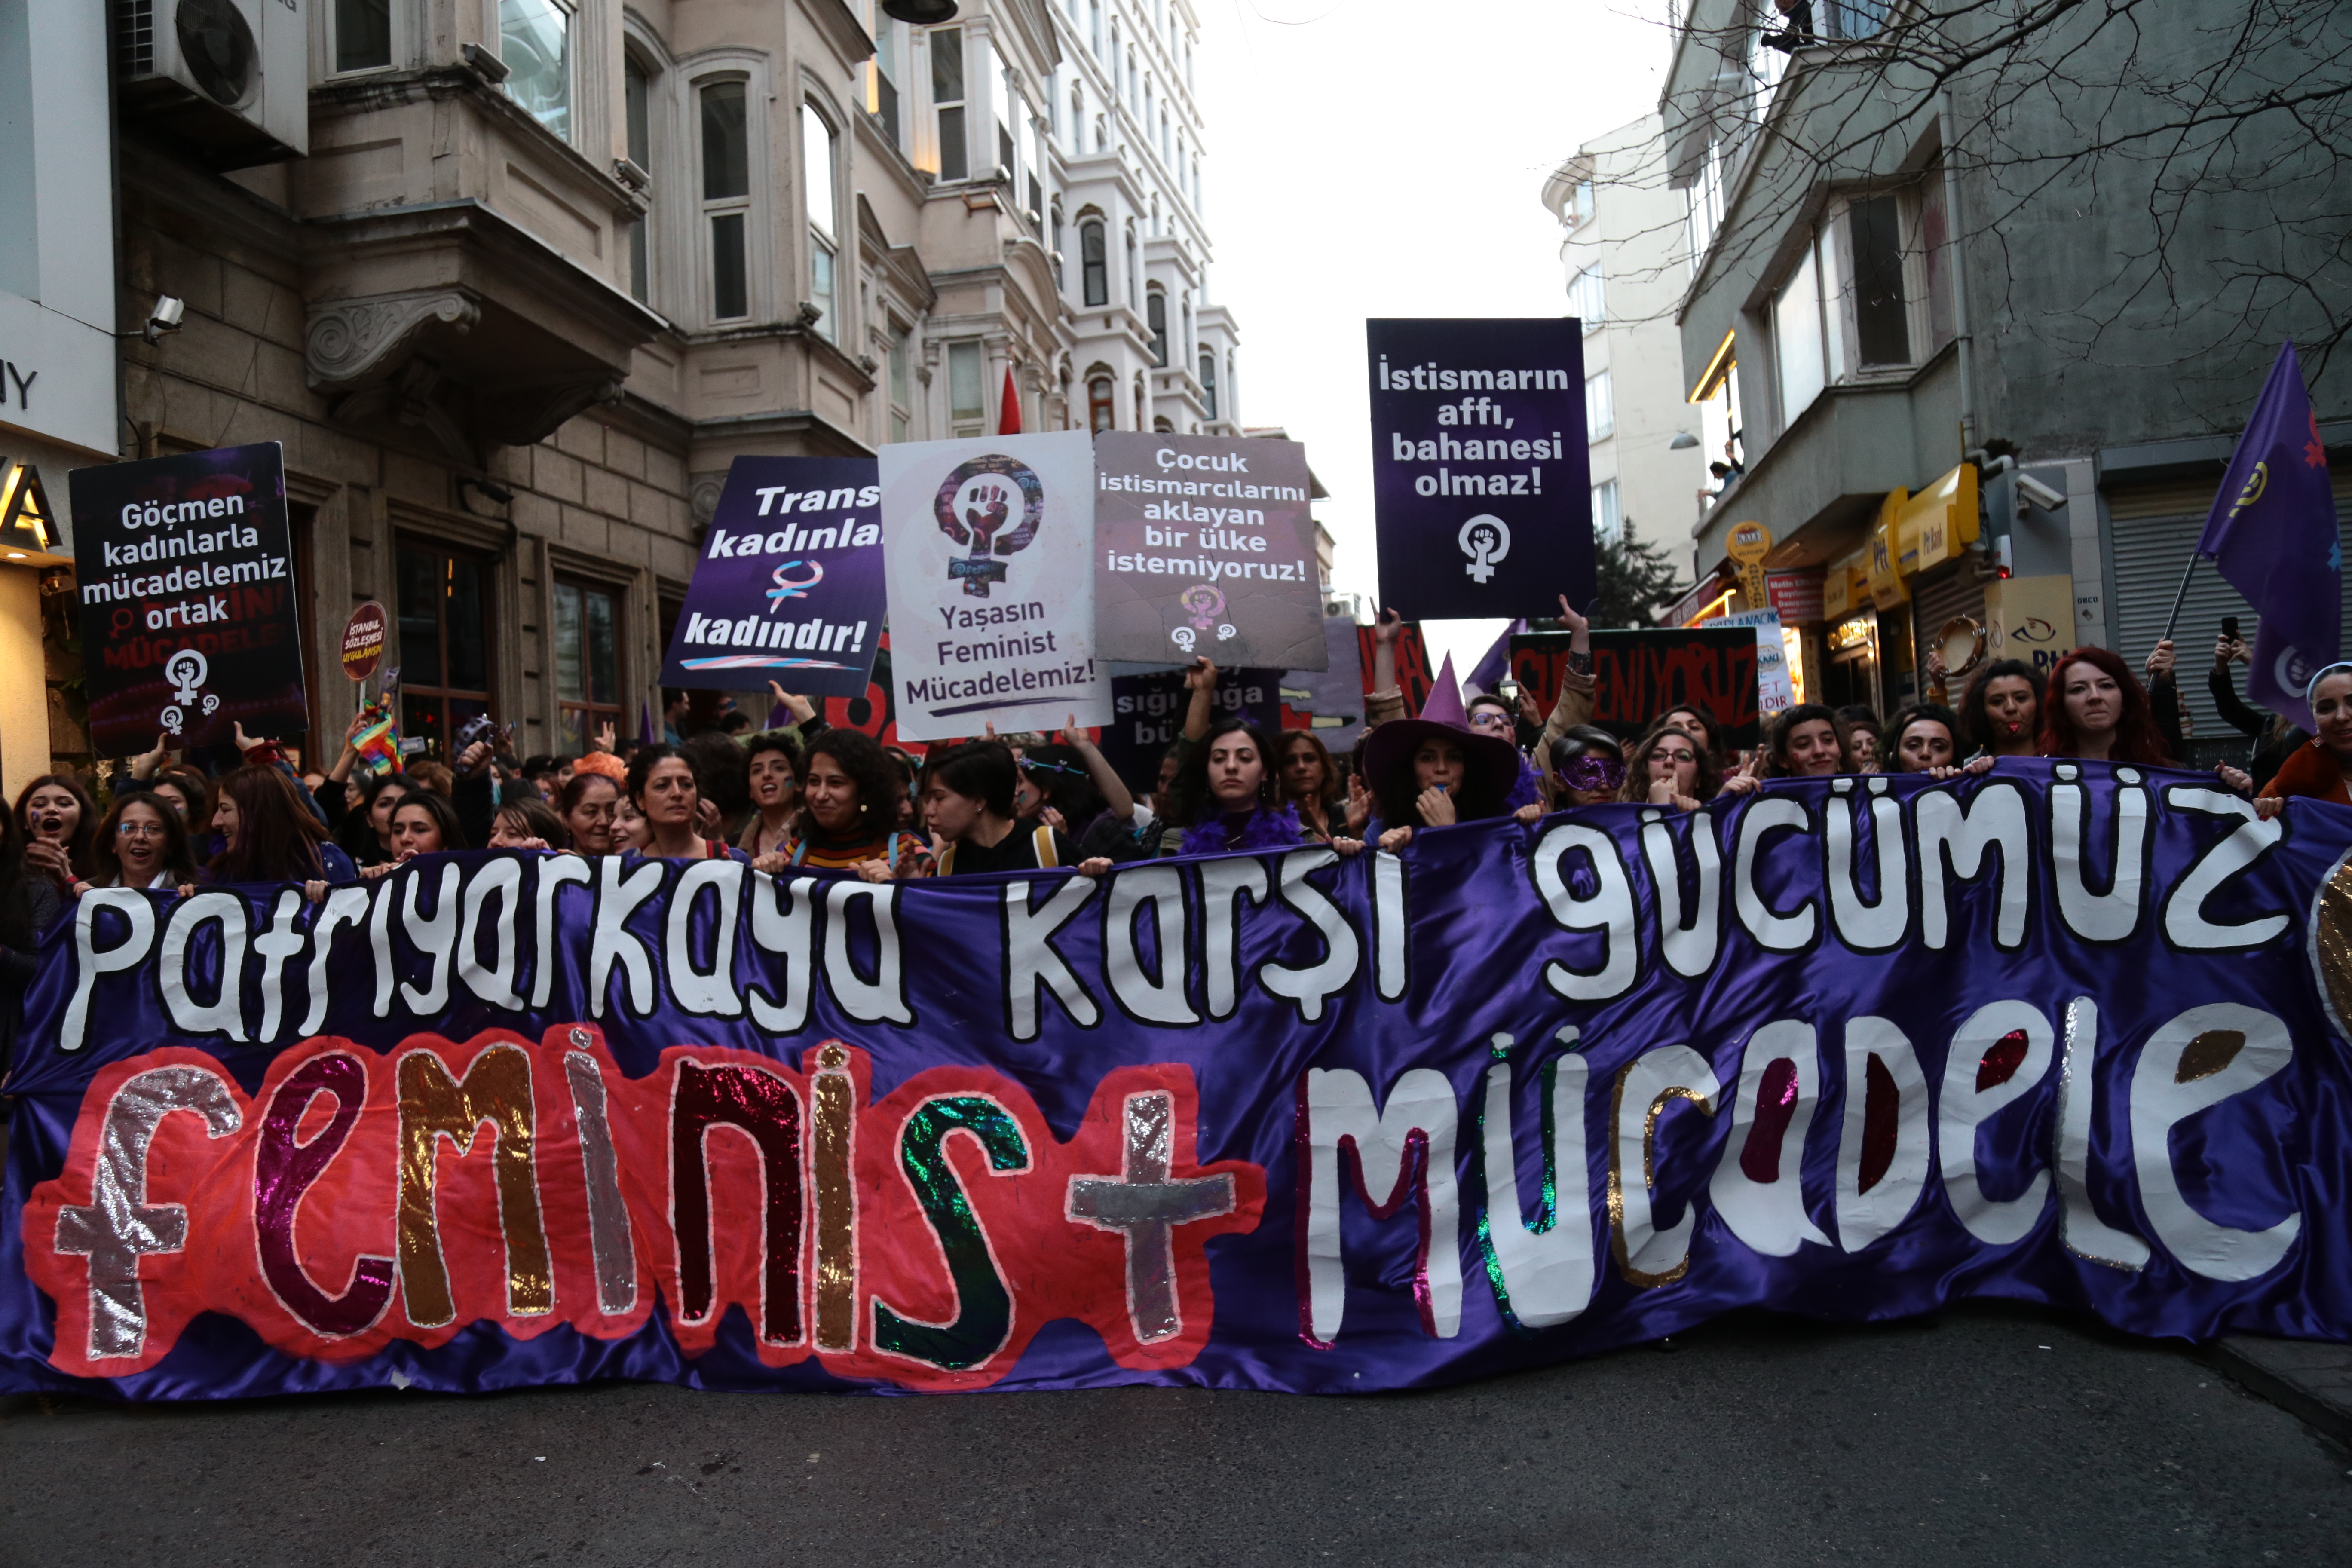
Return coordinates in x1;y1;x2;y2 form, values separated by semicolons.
1196;0;1672;678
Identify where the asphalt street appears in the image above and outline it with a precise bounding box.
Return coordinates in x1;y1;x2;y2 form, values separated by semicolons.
0;1303;2344;1567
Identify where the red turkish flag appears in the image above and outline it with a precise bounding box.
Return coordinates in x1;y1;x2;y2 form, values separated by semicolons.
997;365;1022;434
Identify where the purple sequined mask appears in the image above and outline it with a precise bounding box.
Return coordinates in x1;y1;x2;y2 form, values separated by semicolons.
1561;754;1626;794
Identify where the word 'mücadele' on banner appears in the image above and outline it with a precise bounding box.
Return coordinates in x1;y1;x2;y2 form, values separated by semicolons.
1092;432;1327;671
659;457;886;699
67;442;308;755
1366;318;1595;621
880;432;1108;742
1510;625;1761;744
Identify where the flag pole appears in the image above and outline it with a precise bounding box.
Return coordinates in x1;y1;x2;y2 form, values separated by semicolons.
2158;554;2199;648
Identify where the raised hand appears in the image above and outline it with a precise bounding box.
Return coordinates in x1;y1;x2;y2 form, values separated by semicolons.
232;721;264;755
132;734;171;780
767;680;815;724
456;740;493;778
594;721;617;755
1372;607;1404;647
2145;638;2177;680
1553;594;1589;637
1184;655;1219;693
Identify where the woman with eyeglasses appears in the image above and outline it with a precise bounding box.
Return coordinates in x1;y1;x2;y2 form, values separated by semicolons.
1619;723;1720;812
87;795;200;891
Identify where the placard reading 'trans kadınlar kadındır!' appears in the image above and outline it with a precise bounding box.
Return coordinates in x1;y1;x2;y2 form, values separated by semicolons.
67;442;308;756
658;457;886;699
1092;432;1327;670
879;431;1109;741
1366;318;1594;620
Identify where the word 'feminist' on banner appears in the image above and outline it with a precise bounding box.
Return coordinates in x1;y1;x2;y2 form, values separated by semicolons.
1366;319;1595;620
6;764;2348;1400
660;457;887;698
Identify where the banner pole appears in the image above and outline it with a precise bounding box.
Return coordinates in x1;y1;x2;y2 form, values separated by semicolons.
2158;554;2199;648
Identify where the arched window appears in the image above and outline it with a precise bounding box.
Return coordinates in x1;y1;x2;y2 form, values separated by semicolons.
1153;416;1174;433
1080;220;1107;307
1088;376;1115;432
1199;349;1216;419
1125;229;1138;304
1147;290;1167;367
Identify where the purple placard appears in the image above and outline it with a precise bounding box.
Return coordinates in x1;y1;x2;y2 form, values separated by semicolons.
68;442;308;755
659;456;886;698
1366;318;1593;619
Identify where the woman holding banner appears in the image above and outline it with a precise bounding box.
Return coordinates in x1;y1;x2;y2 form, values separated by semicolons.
1151;658;1365;857
207;768;358;888
1024;721;1152;862
2039;648;2177;766
756;730;933;880
358;791;469;880
1957;661;2046;760
1366;655;1541;852
560;769;624;856
2257;664;2352;817
1278;731;1347;843
1720;704;1851;795
921;743;1116;876
87;796;199;891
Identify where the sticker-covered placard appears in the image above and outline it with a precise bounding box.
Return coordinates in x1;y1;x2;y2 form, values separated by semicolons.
68;442;307;754
659;457;885;698
879;432;1107;741
1093;433;1325;670
1366;318;1592;619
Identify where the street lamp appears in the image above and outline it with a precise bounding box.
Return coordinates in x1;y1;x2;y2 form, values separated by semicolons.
1669;430;1700;449
882;0;958;21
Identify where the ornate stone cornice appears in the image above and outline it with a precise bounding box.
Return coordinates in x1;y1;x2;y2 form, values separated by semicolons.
305;290;480;391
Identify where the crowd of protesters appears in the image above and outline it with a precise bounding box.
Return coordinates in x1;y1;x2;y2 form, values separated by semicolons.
5;605;2349;1064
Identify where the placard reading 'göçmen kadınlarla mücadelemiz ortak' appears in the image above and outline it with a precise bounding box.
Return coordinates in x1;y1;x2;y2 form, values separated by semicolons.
1091;432;1326;671
657;456;888;699
879;431;1109;742
1365;318;1595;620
67;441;309;755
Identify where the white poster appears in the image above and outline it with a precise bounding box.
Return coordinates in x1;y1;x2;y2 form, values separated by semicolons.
1714;607;1797;717
879;431;1108;742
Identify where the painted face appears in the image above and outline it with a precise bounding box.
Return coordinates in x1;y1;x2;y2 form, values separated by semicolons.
1011;766;1044;819
1848;730;1879;770
922;781;985;841
369;782;410;845
2062;664;2122;738
748;751;797;812
26;784;80;842
1786;719;1842;776
1413;738;1465;794
565;777;619;854
388;802;443;861
1645;734;1700;795
1983;675;2039;743
113;800;170;883
1281;739;1325;800
2313;672;2352;756
637;757;699;830
1897;720;1954;772
1207;732;1265;808
804;753;863;835
149;780;193;821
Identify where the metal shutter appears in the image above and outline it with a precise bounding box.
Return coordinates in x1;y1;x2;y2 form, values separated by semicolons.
2106;472;2352;748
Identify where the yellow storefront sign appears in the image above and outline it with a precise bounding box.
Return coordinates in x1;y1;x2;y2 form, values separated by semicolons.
1867;488;1910;609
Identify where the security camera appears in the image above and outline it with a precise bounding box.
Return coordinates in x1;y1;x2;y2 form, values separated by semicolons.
2016;473;2067;511
143;296;185;345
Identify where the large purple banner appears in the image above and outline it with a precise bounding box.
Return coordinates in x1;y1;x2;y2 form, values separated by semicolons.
4;761;2349;1400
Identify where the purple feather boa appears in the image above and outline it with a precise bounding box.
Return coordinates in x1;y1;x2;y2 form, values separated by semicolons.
1505;755;1545;812
1181;802;1305;856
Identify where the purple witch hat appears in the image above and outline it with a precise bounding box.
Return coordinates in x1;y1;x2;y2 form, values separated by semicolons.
1358;653;1525;803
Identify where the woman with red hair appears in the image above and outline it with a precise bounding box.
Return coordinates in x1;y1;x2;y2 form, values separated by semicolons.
2039;647;2176;765
2042;646;2253;792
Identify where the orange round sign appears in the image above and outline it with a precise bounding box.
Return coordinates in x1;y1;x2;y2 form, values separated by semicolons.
341;600;387;682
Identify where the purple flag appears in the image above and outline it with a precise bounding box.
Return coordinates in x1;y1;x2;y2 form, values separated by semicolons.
1466;619;1524;694
640;699;656;745
2197;341;2341;728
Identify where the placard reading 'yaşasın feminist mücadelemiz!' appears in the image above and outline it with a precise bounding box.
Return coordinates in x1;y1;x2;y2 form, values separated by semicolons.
67;442;309;755
1365;318;1594;620
1092;432;1327;671
879;431;1109;741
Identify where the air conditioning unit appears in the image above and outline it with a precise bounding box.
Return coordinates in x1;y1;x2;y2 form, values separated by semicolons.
117;0;308;168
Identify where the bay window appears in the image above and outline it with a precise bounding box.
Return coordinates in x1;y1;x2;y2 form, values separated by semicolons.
500;0;571;140
701;80;752;321
804;104;839;342
933;28;968;181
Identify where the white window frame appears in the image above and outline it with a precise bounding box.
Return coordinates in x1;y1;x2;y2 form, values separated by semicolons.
803;98;842;344
692;64;770;327
317;0;404;78
1584;370;1614;443
497;0;577;144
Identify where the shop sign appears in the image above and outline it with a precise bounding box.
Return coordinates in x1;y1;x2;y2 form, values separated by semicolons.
1766;568;1824;624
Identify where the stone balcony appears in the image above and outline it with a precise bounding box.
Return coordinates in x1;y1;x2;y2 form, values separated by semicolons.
292;65;665;463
